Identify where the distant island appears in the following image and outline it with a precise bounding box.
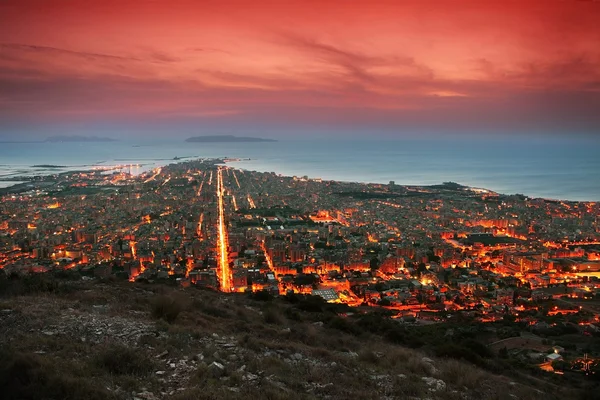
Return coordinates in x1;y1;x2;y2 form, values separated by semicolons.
45;136;117;143
185;135;277;143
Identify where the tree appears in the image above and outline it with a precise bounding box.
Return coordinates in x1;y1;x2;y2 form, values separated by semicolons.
370;257;380;271
551;359;569;372
499;346;509;359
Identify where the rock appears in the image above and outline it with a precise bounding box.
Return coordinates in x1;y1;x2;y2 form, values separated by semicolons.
207;361;226;378
169;363;176;368
370;374;388;381
312;321;324;327
194;353;204;361
155;371;166;375
397;374;407;379
243;372;259;381
280;328;291;334
212;333;220;339
346;351;359;358
291;353;303;361
228;354;238;362
156;350;169;359
135;391;157;400
42;330;56;336
421;357;438;375
422;377;446;392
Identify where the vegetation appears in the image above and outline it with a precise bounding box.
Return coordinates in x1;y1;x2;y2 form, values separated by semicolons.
0;273;595;399
151;294;184;323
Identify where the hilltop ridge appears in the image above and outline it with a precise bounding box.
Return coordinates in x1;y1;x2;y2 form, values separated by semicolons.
0;271;584;400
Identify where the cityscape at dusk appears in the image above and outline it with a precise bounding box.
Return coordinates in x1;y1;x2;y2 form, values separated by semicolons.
1;1;600;400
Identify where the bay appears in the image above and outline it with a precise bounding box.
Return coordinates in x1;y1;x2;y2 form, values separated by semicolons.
0;136;598;201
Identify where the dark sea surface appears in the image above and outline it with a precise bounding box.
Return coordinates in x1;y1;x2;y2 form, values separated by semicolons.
0;136;599;201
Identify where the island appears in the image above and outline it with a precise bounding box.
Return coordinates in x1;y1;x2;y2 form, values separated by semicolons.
45;135;117;143
185;135;277;143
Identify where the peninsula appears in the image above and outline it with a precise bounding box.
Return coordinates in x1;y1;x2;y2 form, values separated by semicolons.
45;135;117;143
185;135;277;143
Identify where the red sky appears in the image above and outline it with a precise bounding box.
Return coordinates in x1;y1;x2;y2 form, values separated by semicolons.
1;0;599;136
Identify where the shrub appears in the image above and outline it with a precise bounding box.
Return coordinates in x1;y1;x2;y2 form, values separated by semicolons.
94;345;154;376
0;349;111;400
327;316;360;335
263;307;285;325
434;343;484;367
151;295;184;323
251;290;274;301
294;295;327;313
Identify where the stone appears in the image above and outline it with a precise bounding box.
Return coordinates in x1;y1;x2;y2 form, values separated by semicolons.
156;350;169;359
422;377;446;392
207;361;226;378
244;372;259;381
135;391;157;400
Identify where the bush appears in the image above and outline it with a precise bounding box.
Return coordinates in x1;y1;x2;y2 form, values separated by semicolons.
263;307;284;325
151;295;184;323
0;272;77;298
251;290;273;301
434;343;484;367
0;349;111;400
327;316;360;335
294;295;327;313
94;345;154;376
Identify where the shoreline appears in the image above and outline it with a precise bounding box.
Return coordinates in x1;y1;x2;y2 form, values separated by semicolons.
1;156;597;204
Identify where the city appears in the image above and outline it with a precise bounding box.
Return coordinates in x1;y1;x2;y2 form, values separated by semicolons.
2;159;600;379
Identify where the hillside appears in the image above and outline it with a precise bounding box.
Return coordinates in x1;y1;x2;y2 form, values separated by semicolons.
0;272;593;400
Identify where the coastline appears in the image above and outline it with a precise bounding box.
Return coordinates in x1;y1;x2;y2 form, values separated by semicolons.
1;156;598;203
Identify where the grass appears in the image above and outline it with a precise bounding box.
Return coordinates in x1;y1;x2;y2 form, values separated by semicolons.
0;274;589;400
94;344;155;376
0;349;115;400
151;294;184;323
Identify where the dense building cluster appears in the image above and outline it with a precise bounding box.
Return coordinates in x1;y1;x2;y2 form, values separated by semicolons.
2;159;600;373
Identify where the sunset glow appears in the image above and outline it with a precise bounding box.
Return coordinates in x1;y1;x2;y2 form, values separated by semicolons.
1;0;599;135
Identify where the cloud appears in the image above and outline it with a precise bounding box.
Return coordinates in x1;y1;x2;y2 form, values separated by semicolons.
0;43;138;61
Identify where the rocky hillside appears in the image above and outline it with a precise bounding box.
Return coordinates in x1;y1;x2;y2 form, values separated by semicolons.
0;273;587;400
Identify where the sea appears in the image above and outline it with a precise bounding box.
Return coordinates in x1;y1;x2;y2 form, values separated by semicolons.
0;136;599;202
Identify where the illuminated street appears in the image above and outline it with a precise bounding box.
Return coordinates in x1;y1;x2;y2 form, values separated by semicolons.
216;167;232;292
